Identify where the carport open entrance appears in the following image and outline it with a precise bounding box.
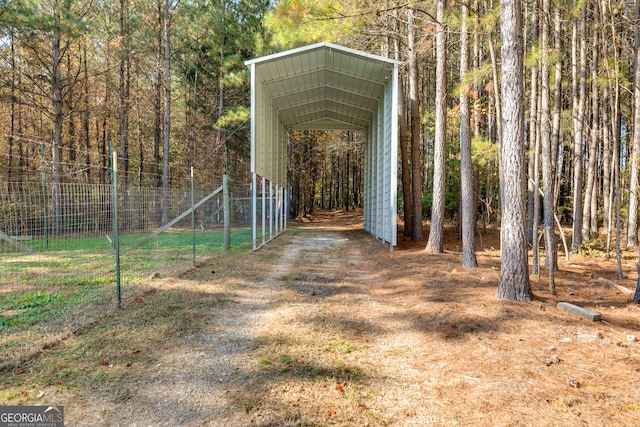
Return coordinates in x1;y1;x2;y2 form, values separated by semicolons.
245;42;401;250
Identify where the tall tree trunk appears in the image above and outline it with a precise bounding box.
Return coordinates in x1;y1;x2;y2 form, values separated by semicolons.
217;2;227;178
551;2;562;207
540;0;557;291
527;3;539;243
485;4;502;145
604;0;616;257
532;111;541;276
101;52;110;184
8;30;16;182
459;2;477;268
395;9;413;237
426;0;447;252
628;0;640;247
153;0;163;189
119;0;131;191
583;5;599;242
571;4;587;252
137;77;144;185
345;149;350;211
604;1;623;276
52;8;64;235
83;36;91;183
161;0;172;225
408;7;424;241
486;11;503;211
602;84;612;233
497;0;531;301
613;80;623;278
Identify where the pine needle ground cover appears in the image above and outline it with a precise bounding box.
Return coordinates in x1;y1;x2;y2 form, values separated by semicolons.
0;211;638;426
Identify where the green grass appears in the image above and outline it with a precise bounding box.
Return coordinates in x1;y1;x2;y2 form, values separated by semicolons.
0;227;255;350
2;228;254;281
1;227;255;253
1;286;106;330
325;338;357;354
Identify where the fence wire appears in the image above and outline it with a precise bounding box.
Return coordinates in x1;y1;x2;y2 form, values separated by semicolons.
0;175;254;360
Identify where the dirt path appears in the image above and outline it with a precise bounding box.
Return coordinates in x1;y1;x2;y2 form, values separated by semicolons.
81;227;375;426
8;211;640;426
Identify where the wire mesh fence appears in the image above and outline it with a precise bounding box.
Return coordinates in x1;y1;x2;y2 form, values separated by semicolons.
0;167;257;362
1;177;253;259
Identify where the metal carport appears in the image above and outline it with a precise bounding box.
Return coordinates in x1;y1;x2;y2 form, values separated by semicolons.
245;42;400;250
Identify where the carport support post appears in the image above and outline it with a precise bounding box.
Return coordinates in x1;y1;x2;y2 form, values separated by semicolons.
278;185;282;233
250;60;257;251
262;176;266;245
223;174;231;252
275;186;279;234
273;184;277;236
281;187;285;231
252;172;257;250
269;181;273;240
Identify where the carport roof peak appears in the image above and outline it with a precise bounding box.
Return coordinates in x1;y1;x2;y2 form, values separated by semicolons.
246;42;402;132
244;42;403;67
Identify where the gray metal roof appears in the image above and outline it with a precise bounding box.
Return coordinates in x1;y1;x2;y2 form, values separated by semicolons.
246;42;402;130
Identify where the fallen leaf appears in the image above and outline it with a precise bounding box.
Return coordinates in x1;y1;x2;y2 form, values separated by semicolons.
336;384;345;395
100;360;110;367
327;408;336;417
20;390;27;396
134;298;144;304
566;377;580;388
544;355;561;366
132;349;141;354
17;368;25;374
126;363;132;367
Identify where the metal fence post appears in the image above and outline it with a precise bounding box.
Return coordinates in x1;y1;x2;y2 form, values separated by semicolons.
191;166;196;265
223;174;231;252
40;142;49;250
111;150;121;308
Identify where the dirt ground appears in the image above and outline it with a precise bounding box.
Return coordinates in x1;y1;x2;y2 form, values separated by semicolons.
3;209;640;426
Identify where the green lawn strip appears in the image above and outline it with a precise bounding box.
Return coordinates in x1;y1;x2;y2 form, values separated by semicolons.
1;228;254;253
1;228;253;332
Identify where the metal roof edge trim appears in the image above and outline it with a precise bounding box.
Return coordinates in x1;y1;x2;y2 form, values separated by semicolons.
244;41;403;67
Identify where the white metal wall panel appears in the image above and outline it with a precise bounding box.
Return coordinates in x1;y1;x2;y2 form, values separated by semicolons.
376;98;384;240
368;110;378;238
363;124;372;233
388;67;399;247
383;78;394;245
279;121;287;187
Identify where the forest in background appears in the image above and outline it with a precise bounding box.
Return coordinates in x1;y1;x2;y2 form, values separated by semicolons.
0;0;270;188
2;0;640;301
